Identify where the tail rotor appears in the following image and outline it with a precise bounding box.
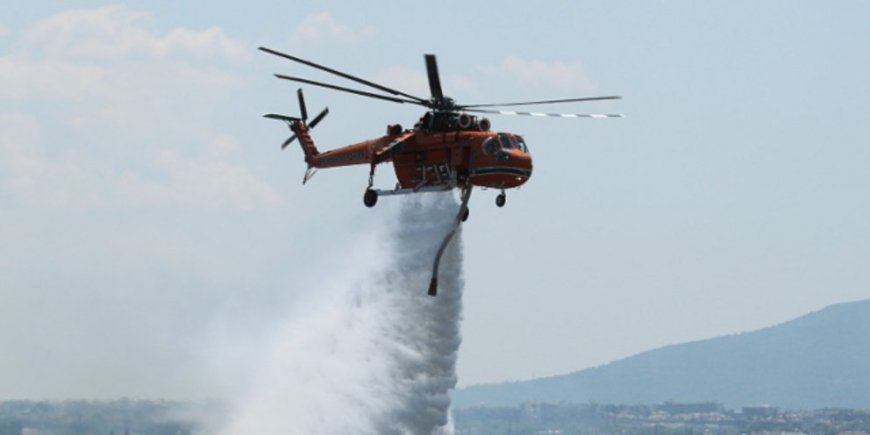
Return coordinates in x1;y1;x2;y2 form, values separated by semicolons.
264;88;329;150
297;88;308;123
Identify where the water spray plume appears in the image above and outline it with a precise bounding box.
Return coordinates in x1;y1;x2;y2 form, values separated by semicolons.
220;192;464;434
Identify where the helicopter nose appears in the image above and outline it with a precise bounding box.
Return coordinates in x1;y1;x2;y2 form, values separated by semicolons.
512;149;532;169
510;149;533;183
497;148;531;164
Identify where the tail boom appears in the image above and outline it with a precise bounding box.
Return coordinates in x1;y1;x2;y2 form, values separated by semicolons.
290;120;320;165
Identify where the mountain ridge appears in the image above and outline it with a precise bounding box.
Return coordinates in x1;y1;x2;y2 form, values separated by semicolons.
453;299;870;409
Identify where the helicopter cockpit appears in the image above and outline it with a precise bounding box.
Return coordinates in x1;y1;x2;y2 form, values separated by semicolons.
484;133;528;155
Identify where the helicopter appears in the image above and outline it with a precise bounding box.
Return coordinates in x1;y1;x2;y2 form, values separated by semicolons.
261;46;621;296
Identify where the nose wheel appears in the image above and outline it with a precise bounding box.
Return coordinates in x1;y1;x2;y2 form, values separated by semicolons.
495;191;506;208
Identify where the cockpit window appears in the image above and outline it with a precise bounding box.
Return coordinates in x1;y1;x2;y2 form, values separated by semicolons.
499;134;513;150
515;135;527;152
486;134;528;154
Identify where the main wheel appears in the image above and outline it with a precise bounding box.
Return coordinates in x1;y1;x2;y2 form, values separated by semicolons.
363;189;378;207
461;207;470;222
495;193;506;208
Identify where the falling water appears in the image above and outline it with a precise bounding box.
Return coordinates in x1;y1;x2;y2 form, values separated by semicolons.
219;192;464;434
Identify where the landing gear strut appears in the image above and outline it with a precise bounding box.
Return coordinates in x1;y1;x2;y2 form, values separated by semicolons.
363;166;378;207
496;191;506;207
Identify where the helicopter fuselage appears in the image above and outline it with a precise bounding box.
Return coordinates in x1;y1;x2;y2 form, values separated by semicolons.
302;113;532;192
392;129;532;191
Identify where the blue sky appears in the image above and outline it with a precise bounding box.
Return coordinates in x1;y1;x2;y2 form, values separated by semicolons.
1;1;869;399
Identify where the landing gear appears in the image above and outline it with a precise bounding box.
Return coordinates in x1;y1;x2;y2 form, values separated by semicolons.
495;191;506;208
363;164;378;207
461;207;469;222
363;189;378;207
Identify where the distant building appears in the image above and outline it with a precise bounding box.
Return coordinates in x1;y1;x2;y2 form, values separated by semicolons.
742;404;779;418
656;401;725;414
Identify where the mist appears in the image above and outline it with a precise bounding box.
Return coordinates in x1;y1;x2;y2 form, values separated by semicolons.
214;192;465;434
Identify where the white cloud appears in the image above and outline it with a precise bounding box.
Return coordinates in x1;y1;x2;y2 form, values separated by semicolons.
0;112;282;211
1;5;247;103
0;56;110;99
496;56;595;92
0;112;43;193
24;5;248;60
288;12;376;47
445;73;482;99
25;5;149;58
372;66;428;97
0;111;115;208
0;6;277;212
116;135;285;211
158;26;248;59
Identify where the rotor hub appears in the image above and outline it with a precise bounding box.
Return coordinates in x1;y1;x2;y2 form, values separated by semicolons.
429;96;458;112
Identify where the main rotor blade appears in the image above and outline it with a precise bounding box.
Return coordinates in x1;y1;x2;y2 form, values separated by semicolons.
462;96;622;108
260;46;427;103
424;54;444;100
275;74;425;106
466;108;624;118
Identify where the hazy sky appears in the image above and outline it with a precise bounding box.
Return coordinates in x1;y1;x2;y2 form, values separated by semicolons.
1;1;869;400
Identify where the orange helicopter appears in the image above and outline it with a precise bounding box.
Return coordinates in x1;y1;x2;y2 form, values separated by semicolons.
261;46;621;295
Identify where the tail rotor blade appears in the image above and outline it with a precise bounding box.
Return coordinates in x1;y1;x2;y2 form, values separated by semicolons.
424;54;444;101
297;88;308;123
281;135;298;150
308;107;329;129
263;113;300;122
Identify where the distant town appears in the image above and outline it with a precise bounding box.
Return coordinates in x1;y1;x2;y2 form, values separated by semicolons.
3;399;870;434
0;400;212;435
454;401;870;435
